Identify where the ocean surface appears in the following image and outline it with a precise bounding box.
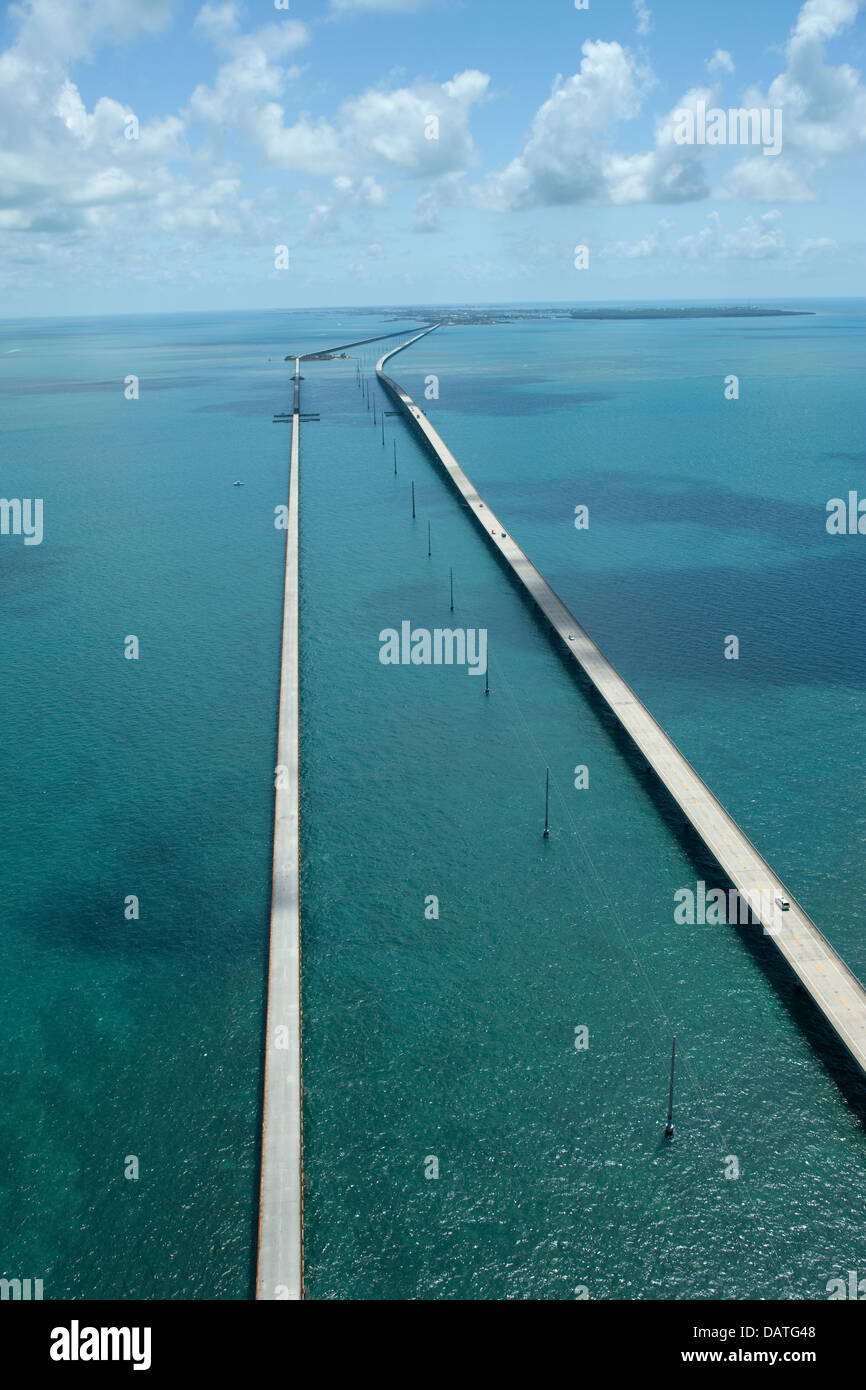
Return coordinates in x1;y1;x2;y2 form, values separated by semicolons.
1;301;864;1300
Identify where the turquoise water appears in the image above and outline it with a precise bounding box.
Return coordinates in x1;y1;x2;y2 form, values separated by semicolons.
1;303;864;1299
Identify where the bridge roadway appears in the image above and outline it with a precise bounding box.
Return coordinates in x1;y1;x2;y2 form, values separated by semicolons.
377;328;866;1078
300;324;433;360
257;357;303;1300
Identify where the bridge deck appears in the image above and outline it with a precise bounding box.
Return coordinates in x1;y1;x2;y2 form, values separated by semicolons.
377;329;866;1078
257;358;303;1300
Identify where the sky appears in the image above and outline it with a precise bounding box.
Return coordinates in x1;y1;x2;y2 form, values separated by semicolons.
1;0;865;315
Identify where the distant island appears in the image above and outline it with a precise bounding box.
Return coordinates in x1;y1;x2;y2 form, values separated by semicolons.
564;306;813;320
380;308;550;326
377;305;814;326
282;306;816;359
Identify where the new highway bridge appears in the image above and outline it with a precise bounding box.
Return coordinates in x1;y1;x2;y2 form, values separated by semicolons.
376;326;866;1077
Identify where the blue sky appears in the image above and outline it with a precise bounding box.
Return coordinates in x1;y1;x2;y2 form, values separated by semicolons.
1;0;865;315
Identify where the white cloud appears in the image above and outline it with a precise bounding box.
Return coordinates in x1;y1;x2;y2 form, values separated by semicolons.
411;172;464;232
721;209;785;258
717;156;817;202
0;0;275;256
670;208;839;265
592;208;843;270
251;110;344;174
763;0;865;155
633;1;652;36
9;0;177;62
599;220;672;259
480;0;865;213
673;209;788;261
797;235;838;255
193;2;242;47
603;87;714;204
342;70;488;174
675;210;722;260
0;0;858;298
0;8;187;235
412;191;440;232
156;176;262;238
298;174;388;239
721;0;866;200
247;70;489;178
476;41;655;209
706;49;735;75
332;175;388;207
189;10;309;127
793;0;860;41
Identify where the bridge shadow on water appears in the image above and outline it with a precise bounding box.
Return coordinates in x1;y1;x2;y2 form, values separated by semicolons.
386;361;866;1126
475;512;866;1127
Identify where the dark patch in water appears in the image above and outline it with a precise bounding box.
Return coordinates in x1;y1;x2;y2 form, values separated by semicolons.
193;396;280;418
0;376;216;396
490;473;825;536
399;372;612;416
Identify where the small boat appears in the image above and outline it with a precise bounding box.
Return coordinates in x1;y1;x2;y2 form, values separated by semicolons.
232;480;244;487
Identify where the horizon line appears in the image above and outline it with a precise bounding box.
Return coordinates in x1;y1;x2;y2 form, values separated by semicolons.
2;295;864;326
